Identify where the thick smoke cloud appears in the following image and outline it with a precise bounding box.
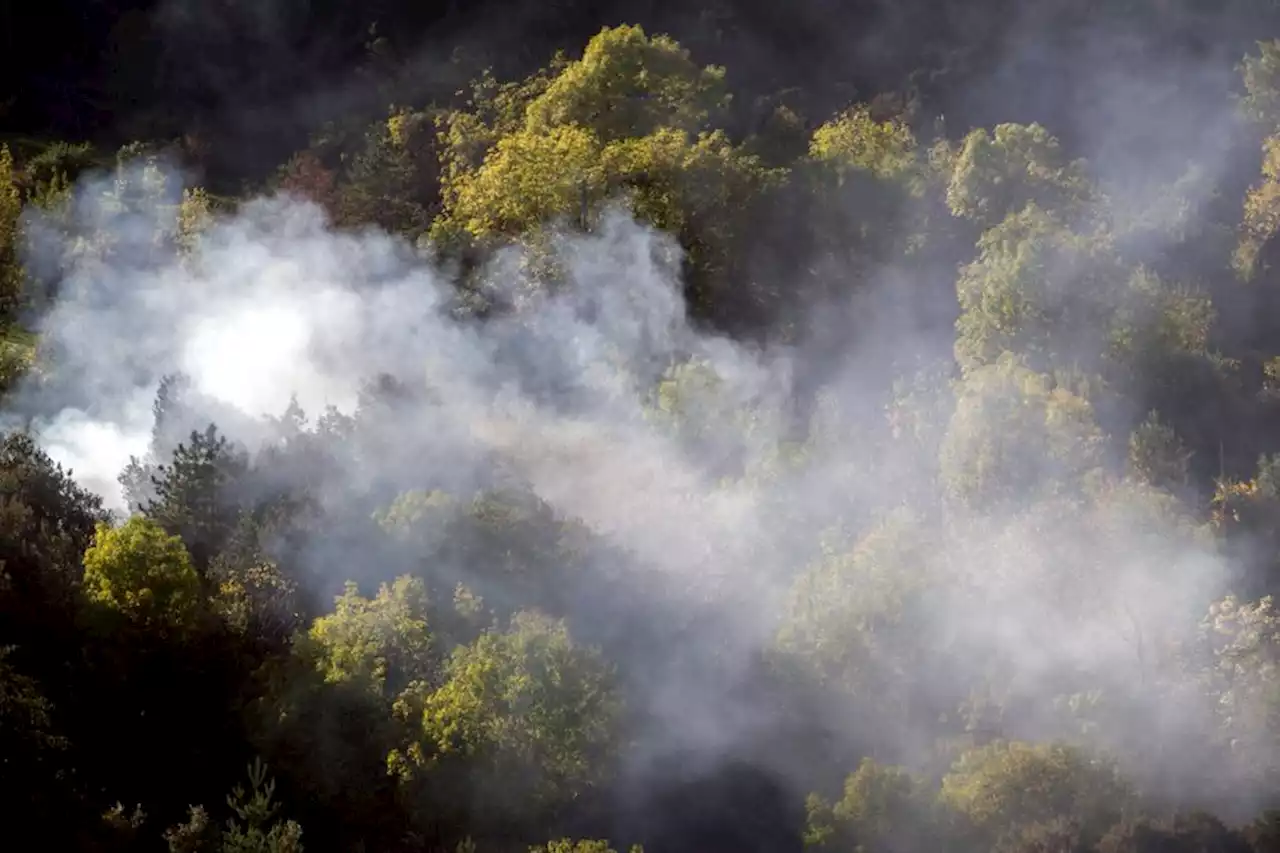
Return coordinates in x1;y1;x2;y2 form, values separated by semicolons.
3;129;1260;826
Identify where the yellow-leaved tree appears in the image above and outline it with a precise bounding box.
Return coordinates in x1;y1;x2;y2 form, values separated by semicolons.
431;25;784;329
0;145;21;320
82;516;202;631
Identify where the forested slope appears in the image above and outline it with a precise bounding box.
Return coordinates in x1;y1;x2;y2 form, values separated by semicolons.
6;7;1280;853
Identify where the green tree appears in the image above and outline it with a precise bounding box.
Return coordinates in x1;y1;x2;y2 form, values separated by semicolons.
1211;455;1280;598
809;104;920;185
0;646;77;836
524;24;728;143
1199;594;1280;788
939;355;1106;510
939;741;1132;849
945;124;1092;229
165;759;304;853
1127;412;1192;492
307;575;437;702
531;841;643;853
377;486;586;623
144;425;249;573
81;516;202;631
952;206;1120;373
804;758;937;853
1097;813;1250;853
391;611;620;829
776;510;944;738
1241;39;1280;127
0;431;106;604
0;145;23;323
431;26;783;329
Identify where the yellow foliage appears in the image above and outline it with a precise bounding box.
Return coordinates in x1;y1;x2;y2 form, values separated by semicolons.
939;740;1130;838
945;123;1091;227
809;105;919;184
0;145;23;317
525;24;727;142
1236;134;1280;278
940;354;1106;509
177;187;212;254
82;517;201;630
442;124;604;239
307;576;436;700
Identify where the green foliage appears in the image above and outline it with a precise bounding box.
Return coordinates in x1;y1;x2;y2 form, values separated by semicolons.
0;145;24;322
13;20;1280;853
377;485;588;621
1127;412;1192;491
166;759;304;853
953;205;1143;374
81;516;202;630
777;510;939;712
221;759;304;853
0;431;106;609
939;741;1132;847
804;758;936;853
809;105;920;185
0;646;73;825
177;186;214;253
945;124;1092;228
393;610;620;813
307;575;437;701
439;123;603;240
211;557;301;644
1097;813;1251;853
21;140;98;190
1200;594;1280;785
524;24;728;143
323;107;442;237
939;355;1106;510
531;840;643;853
431;25;782;325
1241;40;1280;127
143;425;249;572
437;63;565;196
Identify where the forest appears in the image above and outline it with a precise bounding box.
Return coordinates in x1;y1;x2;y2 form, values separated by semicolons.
10;1;1280;852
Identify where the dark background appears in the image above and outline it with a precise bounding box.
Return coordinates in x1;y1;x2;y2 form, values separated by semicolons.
6;0;1278;188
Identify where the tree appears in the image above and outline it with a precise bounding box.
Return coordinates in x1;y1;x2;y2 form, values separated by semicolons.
306;575;438;702
939;355;1106;511
776;511;947;746
952;205;1121;373
431;26;784;330
1199;594;1280;789
531;841;643;853
944;124;1092;229
1242;41;1280;126
1097;813;1250;853
804;102;928;275
939;741;1132;849
803;758;937;853
524;25;729;143
0;145;22;323
82;516;202;631
1127;412;1192;492
209;534;302;651
392;611;620;834
322;107;442;237
1211;455;1280;598
0;646;77;839
144;424;249;574
377;486;587;623
0;431;106;603
165;759;304;853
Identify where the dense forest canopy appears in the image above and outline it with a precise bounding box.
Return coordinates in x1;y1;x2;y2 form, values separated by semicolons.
12;2;1280;853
